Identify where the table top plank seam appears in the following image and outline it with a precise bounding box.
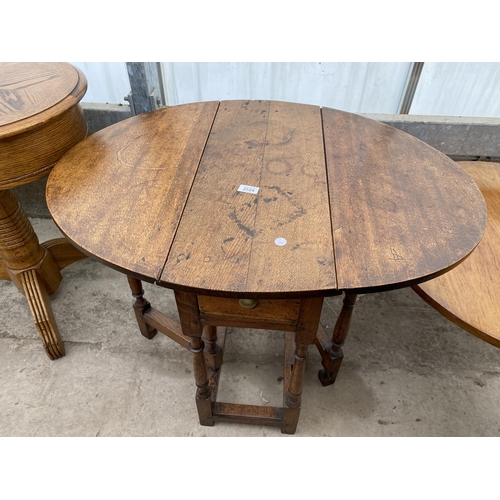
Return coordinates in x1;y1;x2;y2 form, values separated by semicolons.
320;107;339;291
241;101;337;295
159;100;338;297
155;100;221;285
159;100;273;293
243;101;272;291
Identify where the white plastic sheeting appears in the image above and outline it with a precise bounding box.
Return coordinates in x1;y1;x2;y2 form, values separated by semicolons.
66;62;500;118
161;62;411;113
70;62;130;104
410;62;500;118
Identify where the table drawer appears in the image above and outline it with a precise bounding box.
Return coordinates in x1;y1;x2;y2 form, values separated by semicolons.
198;295;301;331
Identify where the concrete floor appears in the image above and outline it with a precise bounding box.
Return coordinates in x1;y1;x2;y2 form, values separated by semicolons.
1;218;499;437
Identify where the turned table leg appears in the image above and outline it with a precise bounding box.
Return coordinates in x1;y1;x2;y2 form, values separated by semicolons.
127;276;158;339
174;290;213;426
283;297;324;434
202;325;223;371
0;189;65;359
316;292;358;386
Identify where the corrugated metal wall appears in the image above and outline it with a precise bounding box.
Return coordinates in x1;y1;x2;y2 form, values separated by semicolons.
70;62;500;118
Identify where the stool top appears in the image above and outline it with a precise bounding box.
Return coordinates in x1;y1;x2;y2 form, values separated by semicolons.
0;62;85;137
46;100;486;298
414;161;500;348
0;62;87;189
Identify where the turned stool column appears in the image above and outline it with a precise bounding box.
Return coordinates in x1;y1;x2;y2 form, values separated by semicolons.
0;62;88;359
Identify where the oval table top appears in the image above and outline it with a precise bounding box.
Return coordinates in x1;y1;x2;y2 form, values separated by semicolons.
414;161;500;348
46;100;486;299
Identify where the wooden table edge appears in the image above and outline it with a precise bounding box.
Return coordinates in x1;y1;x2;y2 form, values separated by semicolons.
58;223;482;301
412;284;500;348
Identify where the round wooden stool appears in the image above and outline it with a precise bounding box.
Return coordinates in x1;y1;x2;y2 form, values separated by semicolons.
0;62;88;359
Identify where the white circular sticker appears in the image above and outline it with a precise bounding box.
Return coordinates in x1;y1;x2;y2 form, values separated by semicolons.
275;238;287;246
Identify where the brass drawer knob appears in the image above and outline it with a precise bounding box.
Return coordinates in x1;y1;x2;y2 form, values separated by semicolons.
239;298;258;309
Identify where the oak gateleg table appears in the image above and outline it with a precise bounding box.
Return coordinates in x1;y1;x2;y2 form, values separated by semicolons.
46;100;486;434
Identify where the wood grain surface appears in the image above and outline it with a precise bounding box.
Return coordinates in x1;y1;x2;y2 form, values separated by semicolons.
160;100;336;295
0;62;88;188
46;101;487;298
323;108;486;292
414;161;500;347
0;62;79;129
47;101;219;282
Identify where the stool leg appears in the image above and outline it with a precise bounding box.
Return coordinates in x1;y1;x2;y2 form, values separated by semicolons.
175;291;213;426
283;297;324;434
0;190;64;359
318;293;357;386
127;276;157;339
18;269;65;359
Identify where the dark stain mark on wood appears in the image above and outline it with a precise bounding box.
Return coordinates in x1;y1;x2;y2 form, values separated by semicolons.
265;185;307;228
229;209;254;237
0;90;24;114
272;131;294;146
176;253;191;264
268;185;292;199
